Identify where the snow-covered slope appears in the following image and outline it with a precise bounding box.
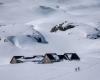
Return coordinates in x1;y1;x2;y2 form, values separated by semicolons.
0;0;100;80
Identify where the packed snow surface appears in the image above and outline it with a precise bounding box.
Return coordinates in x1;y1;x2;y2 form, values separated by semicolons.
0;0;100;80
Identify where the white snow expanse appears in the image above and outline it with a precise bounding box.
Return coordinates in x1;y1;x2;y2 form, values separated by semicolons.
0;0;100;80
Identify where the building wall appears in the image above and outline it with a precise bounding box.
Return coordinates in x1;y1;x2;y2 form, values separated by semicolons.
10;58;17;64
43;55;51;63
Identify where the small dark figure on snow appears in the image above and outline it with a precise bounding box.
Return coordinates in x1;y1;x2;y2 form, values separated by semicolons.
75;67;80;72
78;67;80;71
75;68;77;72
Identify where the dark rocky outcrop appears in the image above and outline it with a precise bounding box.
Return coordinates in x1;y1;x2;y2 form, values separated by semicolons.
50;21;75;32
87;28;100;39
7;30;48;46
31;30;48;43
87;33;100;39
50;25;58;32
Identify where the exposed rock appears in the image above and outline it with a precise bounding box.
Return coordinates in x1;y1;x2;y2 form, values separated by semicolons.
31;30;48;43
87;33;100;39
7;29;48;47
50;21;75;32
87;28;100;39
64;24;75;30
50;25;58;32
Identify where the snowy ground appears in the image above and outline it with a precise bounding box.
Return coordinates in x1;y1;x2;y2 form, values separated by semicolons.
0;0;100;80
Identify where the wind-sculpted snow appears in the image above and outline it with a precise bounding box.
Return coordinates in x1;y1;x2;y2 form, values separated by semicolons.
31;30;48;43
7;35;36;48
7;33;48;48
75;23;100;39
1;0;100;80
38;5;56;15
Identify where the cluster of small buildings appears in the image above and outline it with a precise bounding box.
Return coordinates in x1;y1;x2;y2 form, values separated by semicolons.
10;53;80;64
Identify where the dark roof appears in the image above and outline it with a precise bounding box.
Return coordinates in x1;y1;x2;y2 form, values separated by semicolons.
24;57;34;59
33;55;44;58
64;53;80;60
46;54;56;60
64;53;76;55
71;54;80;60
64;53;77;56
13;56;24;59
58;55;65;60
